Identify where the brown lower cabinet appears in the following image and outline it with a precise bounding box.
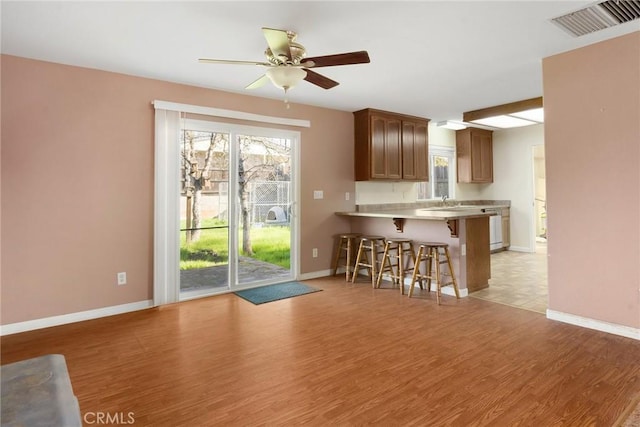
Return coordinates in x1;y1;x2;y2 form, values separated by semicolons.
354;108;429;181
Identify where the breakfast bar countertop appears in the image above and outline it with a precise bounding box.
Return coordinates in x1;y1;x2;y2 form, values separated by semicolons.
335;207;496;221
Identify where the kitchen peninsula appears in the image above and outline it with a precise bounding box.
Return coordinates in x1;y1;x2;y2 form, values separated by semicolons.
336;205;496;295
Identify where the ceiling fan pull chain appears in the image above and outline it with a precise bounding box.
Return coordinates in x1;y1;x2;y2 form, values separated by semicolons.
284;87;291;109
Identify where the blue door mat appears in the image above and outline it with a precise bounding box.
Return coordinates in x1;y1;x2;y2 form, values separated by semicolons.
234;282;321;305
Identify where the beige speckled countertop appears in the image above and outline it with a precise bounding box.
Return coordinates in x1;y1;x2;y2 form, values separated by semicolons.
335;206;496;221
336;200;509;221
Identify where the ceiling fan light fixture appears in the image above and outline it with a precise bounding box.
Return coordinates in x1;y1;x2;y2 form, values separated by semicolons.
265;66;307;90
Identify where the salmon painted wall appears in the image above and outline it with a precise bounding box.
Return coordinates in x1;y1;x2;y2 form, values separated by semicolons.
1;55;355;325
543;32;640;329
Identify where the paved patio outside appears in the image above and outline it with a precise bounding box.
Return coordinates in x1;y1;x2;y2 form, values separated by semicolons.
180;256;290;292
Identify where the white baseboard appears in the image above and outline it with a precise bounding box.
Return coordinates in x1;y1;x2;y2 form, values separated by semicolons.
298;269;333;281
546;309;640;341
0;300;154;336
442;286;469;298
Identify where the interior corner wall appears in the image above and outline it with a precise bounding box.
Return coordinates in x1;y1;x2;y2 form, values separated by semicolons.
543;31;640;329
0;54;355;326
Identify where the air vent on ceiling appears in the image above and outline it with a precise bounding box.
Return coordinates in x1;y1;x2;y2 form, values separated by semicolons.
551;0;640;37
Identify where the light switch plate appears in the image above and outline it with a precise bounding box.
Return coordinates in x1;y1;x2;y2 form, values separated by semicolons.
313;190;323;199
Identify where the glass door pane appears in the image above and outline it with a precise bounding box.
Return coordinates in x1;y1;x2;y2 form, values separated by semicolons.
179;129;231;297
235;133;293;286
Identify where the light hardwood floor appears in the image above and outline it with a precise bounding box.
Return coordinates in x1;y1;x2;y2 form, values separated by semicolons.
2;275;639;426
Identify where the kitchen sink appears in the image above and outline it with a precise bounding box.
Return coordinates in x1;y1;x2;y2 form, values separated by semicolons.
420;205;481;211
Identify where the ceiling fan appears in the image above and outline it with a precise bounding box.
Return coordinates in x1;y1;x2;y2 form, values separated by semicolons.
199;27;370;96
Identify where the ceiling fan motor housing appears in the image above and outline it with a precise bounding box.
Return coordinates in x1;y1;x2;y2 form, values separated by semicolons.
265;43;307;66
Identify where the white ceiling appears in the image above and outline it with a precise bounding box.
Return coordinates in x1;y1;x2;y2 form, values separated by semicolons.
2;1;638;122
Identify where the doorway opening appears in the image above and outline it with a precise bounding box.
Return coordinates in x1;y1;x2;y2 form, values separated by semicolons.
533;144;547;252
470;144;548;314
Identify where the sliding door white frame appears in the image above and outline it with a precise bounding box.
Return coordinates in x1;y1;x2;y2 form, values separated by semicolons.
153;101;306;306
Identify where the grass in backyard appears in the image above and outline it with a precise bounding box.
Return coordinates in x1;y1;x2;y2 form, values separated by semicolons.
250;226;291;269
180;219;290;270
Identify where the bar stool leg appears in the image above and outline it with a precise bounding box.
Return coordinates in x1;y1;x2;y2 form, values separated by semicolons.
408;246;424;298
376;242;391;289
426;247;434;292
406;242;420;292
331;238;343;277
434;248;442;305
351;241;365;283
411;244;424;291
370;240;377;288
345;237;353;281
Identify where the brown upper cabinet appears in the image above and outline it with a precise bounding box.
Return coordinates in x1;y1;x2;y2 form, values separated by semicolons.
456;127;493;183
354;108;430;181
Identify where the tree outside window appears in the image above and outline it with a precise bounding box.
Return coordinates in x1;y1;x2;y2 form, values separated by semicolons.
417;147;455;200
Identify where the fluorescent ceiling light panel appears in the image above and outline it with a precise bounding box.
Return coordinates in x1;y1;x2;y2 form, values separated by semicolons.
510;108;544;123
471;115;537;129
463;97;543;129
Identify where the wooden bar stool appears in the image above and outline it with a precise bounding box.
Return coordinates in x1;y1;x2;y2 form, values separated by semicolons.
331;233;362;281
376;238;416;294
409;242;460;304
351;235;386;288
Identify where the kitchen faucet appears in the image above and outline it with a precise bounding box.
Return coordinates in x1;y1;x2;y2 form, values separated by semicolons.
441;195;448;203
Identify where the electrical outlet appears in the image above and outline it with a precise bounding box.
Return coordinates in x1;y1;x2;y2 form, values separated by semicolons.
312;248;318;258
345;192;350;201
117;272;127;285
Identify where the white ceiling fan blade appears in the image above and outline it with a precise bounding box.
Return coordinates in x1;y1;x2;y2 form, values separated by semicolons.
245;74;269;90
198;58;270;66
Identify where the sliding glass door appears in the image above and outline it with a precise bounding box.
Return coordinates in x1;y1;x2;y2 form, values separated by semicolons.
235;132;293;287
179;128;231;296
178;119;297;299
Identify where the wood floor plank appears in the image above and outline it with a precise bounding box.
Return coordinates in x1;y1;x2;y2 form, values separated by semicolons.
2;276;639;426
